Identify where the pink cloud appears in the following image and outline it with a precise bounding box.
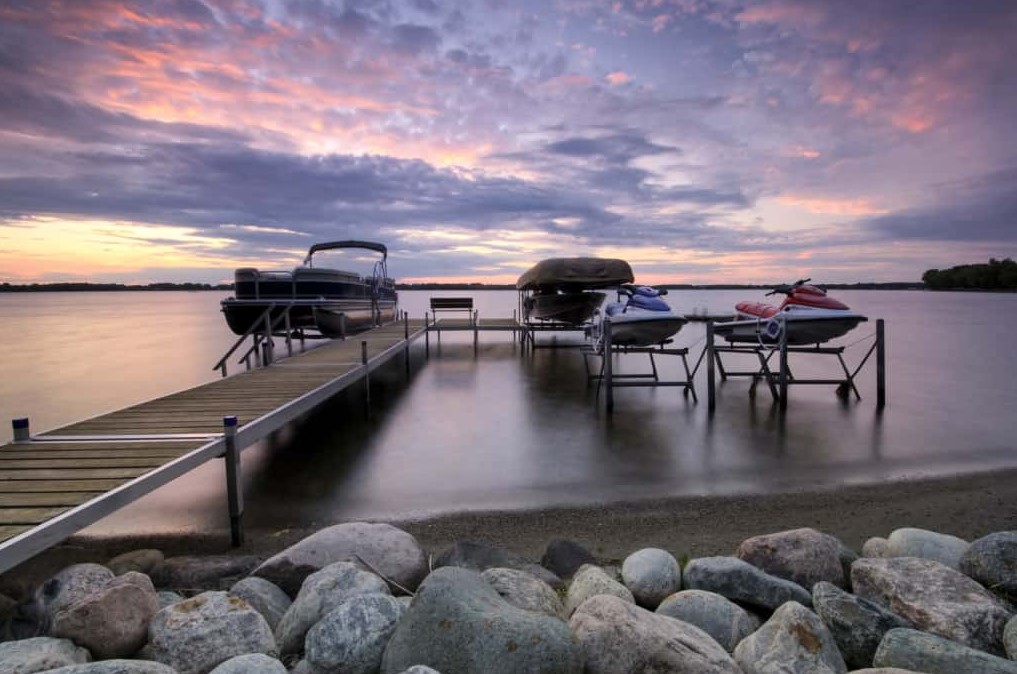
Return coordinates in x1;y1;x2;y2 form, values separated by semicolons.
605;71;631;86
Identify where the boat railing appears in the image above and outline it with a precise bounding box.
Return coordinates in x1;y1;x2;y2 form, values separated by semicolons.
213;303;306;377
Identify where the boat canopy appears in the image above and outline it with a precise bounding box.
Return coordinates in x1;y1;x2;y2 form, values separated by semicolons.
305;240;387;265
516;257;634;291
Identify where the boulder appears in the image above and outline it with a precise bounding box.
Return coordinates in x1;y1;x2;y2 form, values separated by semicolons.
395;668;442;674
305;593;404;674
862;538;891;559
33;563;113;628
229;577;291;631
733;601;847;674
812;580;912;669
144;590;277;674
959;531;1017;598
570;593;741;673
481;567;565;619
848;669;925;673
852;556;1011;654
656;589;760;653
380;567;580;674
1006;614;1017;659
151;555;261;591
737;528;850;590
885;528;969;569
38;663;178;674
435;541;563;590
208;654;287;674
107;550;164;576
874;627;1017;673
0;636;90;673
564;564;634;616
274;561;390;655
49;571;159;659
253;522;428;596
541;540;597;579
683;556;813;612
157;591;185;610
621;548;682;609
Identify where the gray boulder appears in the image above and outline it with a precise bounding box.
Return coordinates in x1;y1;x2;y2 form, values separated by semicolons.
39;663;177;674
305;593;404;674
107;550;164;576
734;600;847;674
145;591;277;674
229;577;291;631
0;636;90;673
253;522;428;596
812;580;912;669
564;564;634;616
684;556;813;612
570;593;741;673
848;669;926;673
621;548;682;609
481;567;565;618
157;591;185;610
960;531;1017;598
274;561;390;655
863;538;891;559
874;627;1017;673
435;541;563;590
151;555;261;592
380;567;580;674
1006;614;1017;659
395;668;442;674
656;589;760;653
33;563;113;628
50;571;160;659
852;556;1011;654
737;528;851;590
208;653;288;674
885;528;969;569
542;539;597;579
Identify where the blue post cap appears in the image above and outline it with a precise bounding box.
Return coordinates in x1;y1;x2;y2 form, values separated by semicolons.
223;415;239;427
12;418;29;429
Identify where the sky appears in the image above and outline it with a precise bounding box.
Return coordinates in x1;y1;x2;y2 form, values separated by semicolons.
1;0;1015;285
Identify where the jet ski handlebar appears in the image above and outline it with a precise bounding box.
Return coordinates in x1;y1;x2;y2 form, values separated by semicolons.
765;278;811;296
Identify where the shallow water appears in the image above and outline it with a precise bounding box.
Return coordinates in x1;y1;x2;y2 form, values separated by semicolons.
1;289;1015;538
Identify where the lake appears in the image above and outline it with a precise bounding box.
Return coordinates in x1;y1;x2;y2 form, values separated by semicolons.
2;289;1015;538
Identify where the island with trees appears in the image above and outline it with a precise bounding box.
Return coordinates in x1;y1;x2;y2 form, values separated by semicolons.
922;258;1017;290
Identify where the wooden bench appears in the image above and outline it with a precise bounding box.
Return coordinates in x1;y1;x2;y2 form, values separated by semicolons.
430;297;474;316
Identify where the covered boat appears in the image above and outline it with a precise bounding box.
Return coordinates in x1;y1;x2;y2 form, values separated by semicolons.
516;257;634;325
221;240;397;338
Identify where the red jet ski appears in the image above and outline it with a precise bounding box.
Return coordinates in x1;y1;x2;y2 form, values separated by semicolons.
713;279;867;345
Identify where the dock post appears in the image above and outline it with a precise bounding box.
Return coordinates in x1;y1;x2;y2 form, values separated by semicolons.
876;318;886;408
604;319;614;413
362;341;371;410
424;313;430;358
778;325;789;412
404;312;410;376
262;313;273;366
706;322;716;413
473;311;479;354
12;418;30;443
283;311;293;357
223;416;244;547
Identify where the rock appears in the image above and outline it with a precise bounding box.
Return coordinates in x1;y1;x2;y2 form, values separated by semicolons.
145;590;277;674
395;668;442;674
107;550;164;576
305;593;404;674
570;593;741;673
733;601;847;674
541;540;597;579
863;538;891;559
0;636;90;673
874;627;1017;673
852;556;1011;655
656;589;761;653
157;591;185;609
274;561;390;655
683;556;813;612
381;567;580;674
620;548;682;609
960;531;1017;598
812;580;912;669
151;555;261;591
39;663;178;674
208;653;288;674
885;528;969;569
564;564;634;616
481;567;565;619
737;528;850;590
33;563;113;628
848;669;925;673
253;522;428;596
435;541;563;590
1006;614;1017;659
230;577;291;631
50;571;159;659
0;592;19;641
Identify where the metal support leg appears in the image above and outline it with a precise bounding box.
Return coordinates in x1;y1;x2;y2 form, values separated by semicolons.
424;312;430;358
707;322;716;413
223;416;244;547
262;314;273;366
404;312;411;376
604;319;614;413
779;330;789;412
876;319;886;408
12;418;30;443
362;341;371;411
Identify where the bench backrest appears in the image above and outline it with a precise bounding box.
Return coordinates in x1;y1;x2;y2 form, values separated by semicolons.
430;297;474;311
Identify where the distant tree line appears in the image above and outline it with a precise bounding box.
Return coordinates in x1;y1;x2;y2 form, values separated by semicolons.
0;282;232;292
922;258;1017;290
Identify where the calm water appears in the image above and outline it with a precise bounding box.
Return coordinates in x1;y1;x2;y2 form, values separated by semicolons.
1;289;1016;538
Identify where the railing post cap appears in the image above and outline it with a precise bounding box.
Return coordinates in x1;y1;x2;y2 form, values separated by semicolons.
12;418;29;429
223;415;239;428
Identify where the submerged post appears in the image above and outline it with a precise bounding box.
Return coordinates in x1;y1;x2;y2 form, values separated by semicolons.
706;322;716;413
404;311;411;376
12;418;30;443
876;318;886;408
223;415;244;547
262;313;273;366
778;324;789;412
361;340;371;410
424;312;430;358
604;319;614;413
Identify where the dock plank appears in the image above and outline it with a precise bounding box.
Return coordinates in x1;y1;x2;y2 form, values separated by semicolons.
0;468;151;480
0;507;71;525
0;479;132;492
0;492;103;507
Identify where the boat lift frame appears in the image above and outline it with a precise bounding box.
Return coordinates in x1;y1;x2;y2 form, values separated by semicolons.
705;319;886;412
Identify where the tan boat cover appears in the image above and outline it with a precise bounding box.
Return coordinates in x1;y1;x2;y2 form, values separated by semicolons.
516;257;634;290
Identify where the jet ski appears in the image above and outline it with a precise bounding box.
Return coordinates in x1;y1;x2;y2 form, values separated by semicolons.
712;279;867;346
592;285;688;347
